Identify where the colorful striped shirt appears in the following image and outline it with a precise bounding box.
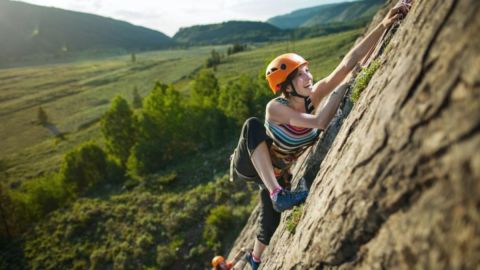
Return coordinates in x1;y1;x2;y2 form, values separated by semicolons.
265;97;320;176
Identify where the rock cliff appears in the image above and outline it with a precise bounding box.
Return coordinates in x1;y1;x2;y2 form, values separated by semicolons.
227;0;480;269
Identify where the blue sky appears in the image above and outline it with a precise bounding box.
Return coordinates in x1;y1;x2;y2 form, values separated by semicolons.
16;0;354;37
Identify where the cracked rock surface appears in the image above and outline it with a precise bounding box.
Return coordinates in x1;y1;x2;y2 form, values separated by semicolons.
228;0;480;269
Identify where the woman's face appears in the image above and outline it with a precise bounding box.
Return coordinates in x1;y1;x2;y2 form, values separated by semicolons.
290;64;313;96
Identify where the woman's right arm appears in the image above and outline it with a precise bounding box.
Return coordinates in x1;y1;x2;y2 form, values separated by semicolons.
266;80;349;130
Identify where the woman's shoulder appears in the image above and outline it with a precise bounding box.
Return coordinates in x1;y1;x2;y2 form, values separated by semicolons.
267;96;288;106
266;97;288;111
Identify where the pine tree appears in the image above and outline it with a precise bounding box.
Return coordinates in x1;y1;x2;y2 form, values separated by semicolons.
101;96;136;167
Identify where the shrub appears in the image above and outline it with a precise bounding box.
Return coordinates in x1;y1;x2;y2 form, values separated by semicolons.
285;205;304;234
350;59;381;103
202;205;236;252
20;174;66;221
156;245;176;269
59;142;109;197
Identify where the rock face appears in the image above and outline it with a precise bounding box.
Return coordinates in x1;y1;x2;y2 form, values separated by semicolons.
228;0;480;269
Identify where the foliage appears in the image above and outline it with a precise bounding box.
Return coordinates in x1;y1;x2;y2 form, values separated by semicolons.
285;205;304;234
0;183;17;238
351;59;381;103
101;96;136;166
206;49;222;68
227;43;247;55
59;141;111;196
173;21;283;45
203;205;236;252
218;73;270;127
188;69;229;147
156;245;176;269
132;86;142;109
128;83;194;175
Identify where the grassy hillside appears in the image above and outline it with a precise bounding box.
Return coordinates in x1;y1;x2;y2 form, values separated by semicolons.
0;28;364;269
0;45;229;186
0;1;174;64
267;0;385;29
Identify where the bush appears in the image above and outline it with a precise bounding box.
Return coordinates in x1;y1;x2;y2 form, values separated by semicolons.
59;141;109;197
21;175;66;221
202;205;236;252
89;247;111;270
156;245;176;269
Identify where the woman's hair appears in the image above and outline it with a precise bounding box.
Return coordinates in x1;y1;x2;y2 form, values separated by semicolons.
278;68;299;98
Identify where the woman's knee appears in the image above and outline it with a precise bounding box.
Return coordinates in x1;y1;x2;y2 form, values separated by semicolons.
242;117;263;135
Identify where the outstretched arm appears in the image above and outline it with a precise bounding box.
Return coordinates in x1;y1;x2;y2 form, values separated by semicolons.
310;3;411;108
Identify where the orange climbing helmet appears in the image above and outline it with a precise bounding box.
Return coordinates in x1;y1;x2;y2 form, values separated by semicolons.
212;256;225;268
266;53;308;93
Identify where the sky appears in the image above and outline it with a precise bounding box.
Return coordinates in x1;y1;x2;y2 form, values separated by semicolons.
16;0;353;37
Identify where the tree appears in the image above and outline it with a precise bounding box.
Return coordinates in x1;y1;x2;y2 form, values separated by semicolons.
190;69;220;107
132;86;142;109
101;96;136;167
206;49;221;68
218;75;256;127
128;83;193;175
37;106;48;125
188;69;227;147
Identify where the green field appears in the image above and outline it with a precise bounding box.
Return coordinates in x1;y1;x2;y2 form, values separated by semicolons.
0;45;230;185
0;29;361;187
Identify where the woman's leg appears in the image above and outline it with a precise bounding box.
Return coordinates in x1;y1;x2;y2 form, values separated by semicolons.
250;141;281;193
253;188;281;261
252;239;266;261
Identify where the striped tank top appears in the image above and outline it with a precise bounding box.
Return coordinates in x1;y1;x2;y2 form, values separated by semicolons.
265;97;320;176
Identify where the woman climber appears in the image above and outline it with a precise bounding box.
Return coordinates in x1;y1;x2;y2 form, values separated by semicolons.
228;2;411;269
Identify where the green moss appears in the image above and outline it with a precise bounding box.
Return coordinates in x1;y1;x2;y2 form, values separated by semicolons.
285;205;304;234
350;59;381;103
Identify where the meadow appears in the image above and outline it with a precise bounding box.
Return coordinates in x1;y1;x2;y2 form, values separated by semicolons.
0;28;363;269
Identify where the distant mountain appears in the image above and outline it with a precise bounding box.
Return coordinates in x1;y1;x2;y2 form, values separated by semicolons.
173;21;284;45
0;1;175;62
267;0;386;29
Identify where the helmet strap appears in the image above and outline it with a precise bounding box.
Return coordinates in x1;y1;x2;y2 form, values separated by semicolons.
289;82;310;112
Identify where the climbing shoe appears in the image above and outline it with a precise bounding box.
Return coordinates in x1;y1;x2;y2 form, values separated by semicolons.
245;252;261;270
272;189;308;212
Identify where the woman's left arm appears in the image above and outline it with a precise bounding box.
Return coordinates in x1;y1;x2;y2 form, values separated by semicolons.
310;3;411;107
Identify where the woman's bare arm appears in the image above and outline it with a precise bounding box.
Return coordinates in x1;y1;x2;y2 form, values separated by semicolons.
310;3;410;107
266;77;350;130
